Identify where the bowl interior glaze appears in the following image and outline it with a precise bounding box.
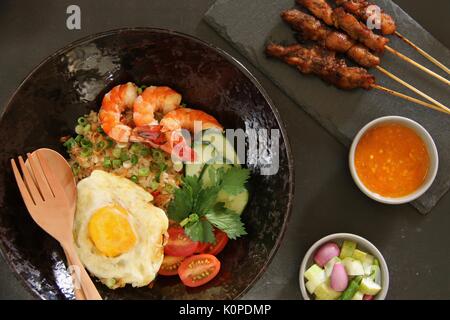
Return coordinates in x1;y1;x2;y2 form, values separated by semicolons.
0;28;294;300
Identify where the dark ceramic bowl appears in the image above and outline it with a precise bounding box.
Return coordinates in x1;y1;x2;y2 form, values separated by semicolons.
0;28;294;300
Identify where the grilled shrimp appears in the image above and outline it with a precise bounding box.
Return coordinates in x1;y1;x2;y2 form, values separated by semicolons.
133;108;223;161
133;86;182;127
98;82;138;143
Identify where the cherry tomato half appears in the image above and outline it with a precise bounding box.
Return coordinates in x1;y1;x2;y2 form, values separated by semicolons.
178;254;221;287
164;227;198;257
158;255;185;276
199;230;229;256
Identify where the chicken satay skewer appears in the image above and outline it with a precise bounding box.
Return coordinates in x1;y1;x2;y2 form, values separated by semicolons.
297;0;450;86
335;0;450;74
266;43;450;114
282;9;449;110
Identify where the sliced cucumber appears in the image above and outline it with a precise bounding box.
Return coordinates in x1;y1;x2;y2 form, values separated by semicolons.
314;283;341;300
369;265;381;285
304;264;325;282
342;257;365;276
217;189;249;215
351;291;364;300
202;129;241;165
362;254;375;275
340;240;357;259
359;277;381;296
352;249;368;262
185;142;218;177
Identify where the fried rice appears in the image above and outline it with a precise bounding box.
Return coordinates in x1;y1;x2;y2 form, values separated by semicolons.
60;111;182;210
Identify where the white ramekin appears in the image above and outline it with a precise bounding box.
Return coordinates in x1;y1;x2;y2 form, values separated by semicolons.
299;233;389;300
349;116;438;205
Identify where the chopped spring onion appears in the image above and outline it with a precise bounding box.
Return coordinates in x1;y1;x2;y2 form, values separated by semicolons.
130;143;141;154
149;180;159;190
103;157;112;168
173;161;183;172
137;85;147;94
112;148;122;158
122;160;132;169
71;163;80;175
138;167;150;177
164;184;175;193
96;141;106;150
120;151;130;162
159;162;168;172
75;135;83;143
83;124;91;133
80;138;92;148
80;148;92;157
97;126;105;134
140;147;151;156
116;142;128;149
112;159;122;169
151;148;164;161
130;175;139;183
75;125;85;135
106;139;114;148
63;138;77;150
77;117;87;126
131;154;138;165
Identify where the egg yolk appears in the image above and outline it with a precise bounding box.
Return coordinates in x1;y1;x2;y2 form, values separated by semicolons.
88;204;136;257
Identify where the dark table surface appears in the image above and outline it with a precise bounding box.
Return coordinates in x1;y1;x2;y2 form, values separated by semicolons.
0;0;449;300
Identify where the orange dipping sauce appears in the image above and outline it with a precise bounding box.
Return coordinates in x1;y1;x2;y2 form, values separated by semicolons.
354;123;430;198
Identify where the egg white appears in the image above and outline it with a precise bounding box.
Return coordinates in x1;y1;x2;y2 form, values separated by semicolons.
73;170;168;289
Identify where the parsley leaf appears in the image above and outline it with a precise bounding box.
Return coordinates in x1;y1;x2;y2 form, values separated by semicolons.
184;220;215;243
167;187;193;222
206;203;247;240
194;186;221;216
220;167;251;195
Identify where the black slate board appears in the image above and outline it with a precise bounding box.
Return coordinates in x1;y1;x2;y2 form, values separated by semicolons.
205;0;450;214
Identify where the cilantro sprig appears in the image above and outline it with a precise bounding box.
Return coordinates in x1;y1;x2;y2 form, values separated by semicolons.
168;165;249;243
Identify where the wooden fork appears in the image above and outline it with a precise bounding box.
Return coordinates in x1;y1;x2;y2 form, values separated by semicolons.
11;152;102;300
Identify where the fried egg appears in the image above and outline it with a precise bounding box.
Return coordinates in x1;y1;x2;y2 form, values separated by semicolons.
73;170;168;289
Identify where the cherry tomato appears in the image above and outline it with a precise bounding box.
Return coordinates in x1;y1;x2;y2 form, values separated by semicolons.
158;256;185;276
199;230;229;256
164;226;198;257
196;242;210;253
178;254;221;287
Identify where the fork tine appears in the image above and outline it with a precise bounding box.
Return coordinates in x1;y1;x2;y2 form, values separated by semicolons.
18;156;43;204
27;152;54;200
11;158;36;208
35;150;65;198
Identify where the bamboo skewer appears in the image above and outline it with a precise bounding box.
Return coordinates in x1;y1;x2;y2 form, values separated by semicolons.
385;45;450;86
371;84;450;115
394;31;450;75
375;66;450;113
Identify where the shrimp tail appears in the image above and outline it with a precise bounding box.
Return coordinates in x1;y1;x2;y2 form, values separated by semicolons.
130;125;167;146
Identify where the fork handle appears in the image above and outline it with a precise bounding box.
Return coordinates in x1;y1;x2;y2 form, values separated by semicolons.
63;244;102;300
64;249;86;300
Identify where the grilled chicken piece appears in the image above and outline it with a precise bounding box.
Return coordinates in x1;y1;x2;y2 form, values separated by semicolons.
296;0;335;26
297;0;389;52
335;0;396;35
266;43;375;90
333;7;388;52
282;9;380;68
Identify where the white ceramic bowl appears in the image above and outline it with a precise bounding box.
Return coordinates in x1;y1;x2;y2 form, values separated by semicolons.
299;233;389;300
349;116;438;204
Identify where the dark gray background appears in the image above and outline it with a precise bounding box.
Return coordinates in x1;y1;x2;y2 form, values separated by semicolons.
0;0;449;300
